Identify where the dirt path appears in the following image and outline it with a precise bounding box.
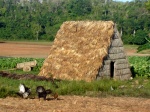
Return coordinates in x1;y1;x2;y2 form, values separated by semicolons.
0;96;150;112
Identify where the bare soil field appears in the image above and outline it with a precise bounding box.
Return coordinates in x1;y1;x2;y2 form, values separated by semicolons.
0;41;150;112
0;41;149;58
0;42;51;58
0;96;150;112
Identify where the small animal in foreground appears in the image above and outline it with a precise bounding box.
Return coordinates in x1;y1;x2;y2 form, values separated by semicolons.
52;92;58;99
17;84;31;99
36;86;52;100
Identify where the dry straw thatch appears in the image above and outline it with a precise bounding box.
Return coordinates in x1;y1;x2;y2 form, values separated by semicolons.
39;21;115;82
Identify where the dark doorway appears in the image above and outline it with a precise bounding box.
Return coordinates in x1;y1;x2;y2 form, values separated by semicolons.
110;61;115;78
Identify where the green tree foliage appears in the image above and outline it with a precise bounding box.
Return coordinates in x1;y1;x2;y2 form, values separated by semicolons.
145;0;150;11
135;0;150;51
66;0;92;16
132;30;148;45
0;0;149;45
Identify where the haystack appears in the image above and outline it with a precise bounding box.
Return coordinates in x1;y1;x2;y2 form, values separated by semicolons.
38;21;131;82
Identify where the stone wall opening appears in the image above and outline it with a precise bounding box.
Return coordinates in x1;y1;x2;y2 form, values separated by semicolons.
110;61;115;78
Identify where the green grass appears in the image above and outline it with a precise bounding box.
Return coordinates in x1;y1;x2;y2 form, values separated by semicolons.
124;44;139;49
124;44;150;54
1;76;150;98
0;76;57;98
140;49;150;54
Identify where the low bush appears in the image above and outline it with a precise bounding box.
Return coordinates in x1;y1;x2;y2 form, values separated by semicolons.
128;56;150;77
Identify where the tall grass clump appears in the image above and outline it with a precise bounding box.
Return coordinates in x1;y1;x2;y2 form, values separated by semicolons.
0;87;16;98
55;79;125;97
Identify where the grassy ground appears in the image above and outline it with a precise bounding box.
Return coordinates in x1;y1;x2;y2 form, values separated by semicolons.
124;45;150;54
124;45;139;49
140;49;150;54
1;76;150;98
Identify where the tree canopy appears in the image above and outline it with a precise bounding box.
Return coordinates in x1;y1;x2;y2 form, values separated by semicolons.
0;0;150;48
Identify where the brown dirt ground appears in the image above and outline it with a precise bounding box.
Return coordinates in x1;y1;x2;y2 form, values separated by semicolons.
0;42;150;112
0;42;51;58
0;96;150;112
0;42;150;58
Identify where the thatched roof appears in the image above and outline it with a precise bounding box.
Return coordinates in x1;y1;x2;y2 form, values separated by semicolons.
39;21;115;82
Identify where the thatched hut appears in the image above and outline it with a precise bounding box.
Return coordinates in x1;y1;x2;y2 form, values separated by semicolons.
38;21;132;82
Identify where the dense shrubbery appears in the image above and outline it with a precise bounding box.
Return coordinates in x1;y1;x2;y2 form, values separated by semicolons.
128;56;150;77
132;30;148;45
